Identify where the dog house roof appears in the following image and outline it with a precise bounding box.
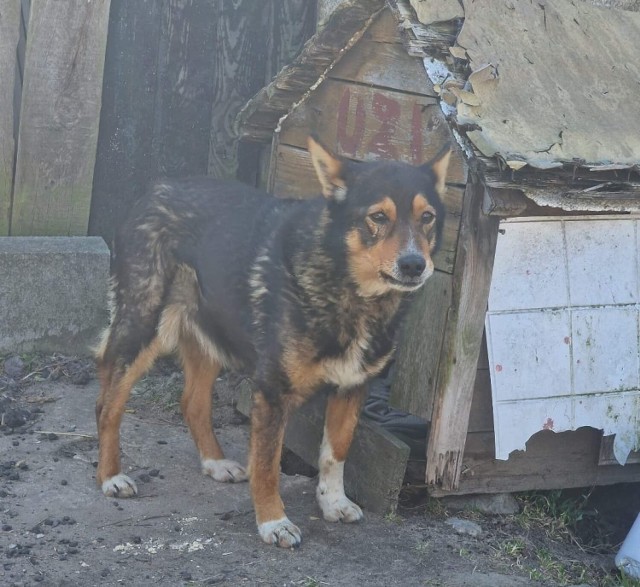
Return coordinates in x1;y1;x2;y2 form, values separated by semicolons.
237;0;640;211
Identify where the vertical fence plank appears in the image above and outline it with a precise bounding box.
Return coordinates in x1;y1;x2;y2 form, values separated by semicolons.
208;0;272;180
88;0;164;244
0;0;20;234
11;0;111;236
235;0;317;186
154;0;219;178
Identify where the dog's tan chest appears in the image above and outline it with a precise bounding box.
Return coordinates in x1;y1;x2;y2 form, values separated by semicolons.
283;313;394;395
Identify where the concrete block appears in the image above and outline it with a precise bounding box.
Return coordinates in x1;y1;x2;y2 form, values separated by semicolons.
0;237;110;354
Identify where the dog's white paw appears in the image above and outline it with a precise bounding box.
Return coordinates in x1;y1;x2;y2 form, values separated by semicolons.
201;458;248;483
101;473;138;498
258;517;302;549
317;490;363;523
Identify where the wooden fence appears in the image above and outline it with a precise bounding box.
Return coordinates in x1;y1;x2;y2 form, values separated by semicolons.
0;0;316;242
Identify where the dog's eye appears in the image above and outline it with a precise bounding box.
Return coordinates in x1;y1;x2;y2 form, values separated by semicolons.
421;211;435;223
369;211;388;224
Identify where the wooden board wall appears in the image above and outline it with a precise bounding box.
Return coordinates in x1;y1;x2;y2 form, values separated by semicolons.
0;0;21;235
89;0;317;245
10;0;111;236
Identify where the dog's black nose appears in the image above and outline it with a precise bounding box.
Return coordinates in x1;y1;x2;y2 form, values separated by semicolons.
398;254;426;278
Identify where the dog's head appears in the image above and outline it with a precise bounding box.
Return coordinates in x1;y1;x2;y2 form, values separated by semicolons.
308;135;450;297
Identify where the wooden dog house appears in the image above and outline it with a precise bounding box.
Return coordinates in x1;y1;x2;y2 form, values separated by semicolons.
237;0;640;509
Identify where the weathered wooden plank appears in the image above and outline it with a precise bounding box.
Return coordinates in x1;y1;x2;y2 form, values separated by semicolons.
89;0;164;243
427;428;640;496
271;144;320;198
425;182;500;491
237;0;317;186
208;1;270;179
363;7;400;43
271;144;463;273
387;0;462;60
0;0;21;234
153;0;218;178
267;0;318;82
11;0;111;236
279;80;467;183
390;270;452;419
236;380;410;515
329;38;436;96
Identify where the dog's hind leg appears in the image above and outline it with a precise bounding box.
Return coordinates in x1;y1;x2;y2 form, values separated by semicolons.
179;335;247;483
96;337;162;497
249;391;302;548
316;386;367;523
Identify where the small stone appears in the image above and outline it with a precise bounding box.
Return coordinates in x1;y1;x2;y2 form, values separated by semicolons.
180;571;192;581
148;469;160;477
445;517;483;537
2;524;11;531
132;536;142;544
12;441;19;447
47;433;59;441
138;473;151;483
157;440;167;445
101;569;110;577
60;480;68;486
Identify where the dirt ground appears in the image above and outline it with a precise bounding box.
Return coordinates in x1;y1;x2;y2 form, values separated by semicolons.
0;354;638;587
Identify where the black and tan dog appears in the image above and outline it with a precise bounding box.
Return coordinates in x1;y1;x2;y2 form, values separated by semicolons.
94;136;450;548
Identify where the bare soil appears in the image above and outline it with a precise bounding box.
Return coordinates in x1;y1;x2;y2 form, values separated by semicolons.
0;354;637;587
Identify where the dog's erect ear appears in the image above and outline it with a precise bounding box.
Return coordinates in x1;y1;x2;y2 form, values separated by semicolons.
422;144;452;196
308;135;347;201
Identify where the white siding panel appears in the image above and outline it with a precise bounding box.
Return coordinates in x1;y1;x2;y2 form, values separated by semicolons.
572;307;640;394
488;221;568;312
486;217;640;464
486;310;571;402
565;219;637;306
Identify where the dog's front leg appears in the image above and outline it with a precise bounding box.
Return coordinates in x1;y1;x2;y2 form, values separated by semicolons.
249;390;302;548
316;386;366;523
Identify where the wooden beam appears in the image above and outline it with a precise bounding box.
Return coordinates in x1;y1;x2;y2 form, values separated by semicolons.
0;0;21;235
11;0;111;236
422;428;640;496
482;187;530;217
88;0;164;244
425;181;499;491
484;165;640;213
